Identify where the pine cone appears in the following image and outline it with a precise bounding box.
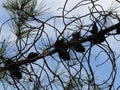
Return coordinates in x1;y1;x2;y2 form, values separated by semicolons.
55;39;70;60
92;34;105;44
72;32;80;40
90;23;98;35
58;51;70;60
27;52;38;62
5;59;22;79
73;41;85;52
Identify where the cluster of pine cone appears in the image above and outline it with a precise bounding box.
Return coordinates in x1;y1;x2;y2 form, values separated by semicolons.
5;59;22;79
4;22;111;79
54;22;109;60
90;23;105;44
4;52;39;79
55;32;85;60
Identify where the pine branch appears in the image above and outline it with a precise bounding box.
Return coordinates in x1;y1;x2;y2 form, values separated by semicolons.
0;22;119;73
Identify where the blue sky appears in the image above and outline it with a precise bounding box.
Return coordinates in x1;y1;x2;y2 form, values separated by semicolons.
1;0;120;90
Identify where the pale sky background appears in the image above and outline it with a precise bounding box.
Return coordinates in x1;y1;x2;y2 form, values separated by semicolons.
0;0;114;41
1;0;120;90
